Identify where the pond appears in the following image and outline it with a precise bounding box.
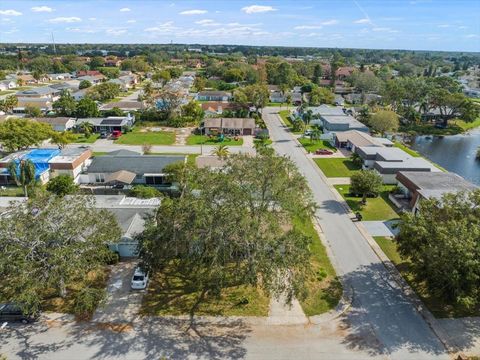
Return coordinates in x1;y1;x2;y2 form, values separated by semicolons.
410;128;480;185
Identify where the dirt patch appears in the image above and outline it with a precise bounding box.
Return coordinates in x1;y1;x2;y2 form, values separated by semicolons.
90;322;134;333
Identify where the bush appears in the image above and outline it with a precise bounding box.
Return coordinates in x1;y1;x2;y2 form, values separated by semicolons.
73;287;106;320
46;175;78;197
129;185;161;198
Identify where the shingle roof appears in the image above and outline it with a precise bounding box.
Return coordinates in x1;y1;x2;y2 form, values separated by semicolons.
204;118;255;129
397;171;478;192
87;155;186;175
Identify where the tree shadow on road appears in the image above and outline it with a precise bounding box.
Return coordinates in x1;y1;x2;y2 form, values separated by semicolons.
337;262;477;357
0;316;251;360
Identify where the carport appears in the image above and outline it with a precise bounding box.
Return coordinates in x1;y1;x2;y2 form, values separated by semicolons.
105;170;136;188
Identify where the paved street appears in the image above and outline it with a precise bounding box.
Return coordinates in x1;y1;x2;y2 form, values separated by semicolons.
262;107;449;359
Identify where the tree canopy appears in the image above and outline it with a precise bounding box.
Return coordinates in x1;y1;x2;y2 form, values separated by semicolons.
0;195;121;314
137;152;316;313
0;118;53;152
396;190;480;310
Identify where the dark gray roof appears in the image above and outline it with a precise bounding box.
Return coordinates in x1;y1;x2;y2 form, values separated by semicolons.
107;149;141;156
87;155;186;175
398;171;478;191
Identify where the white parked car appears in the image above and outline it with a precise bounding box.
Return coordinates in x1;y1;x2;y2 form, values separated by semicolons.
131;267;149;290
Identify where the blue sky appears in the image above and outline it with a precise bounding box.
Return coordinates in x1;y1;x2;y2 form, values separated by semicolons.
0;1;479;52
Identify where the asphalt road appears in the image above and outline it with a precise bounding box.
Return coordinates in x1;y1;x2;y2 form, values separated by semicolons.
262;107;449;359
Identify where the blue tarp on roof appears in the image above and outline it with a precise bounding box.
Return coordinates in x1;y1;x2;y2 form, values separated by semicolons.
2;148;61;179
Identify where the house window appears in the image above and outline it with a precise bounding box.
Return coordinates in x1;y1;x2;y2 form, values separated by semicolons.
145;176;165;185
95;174;105;183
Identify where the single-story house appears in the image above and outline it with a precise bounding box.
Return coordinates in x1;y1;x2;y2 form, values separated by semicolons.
355;146;440;184
334;130;384;151
196;91;231;102
47;73;73;81
76;70;103;77
49;81;80;93
15;86;61;101
291;92;303;105
76;115;135;134
269;91;286;103
0;80;16;91
195;155;227;170
321;114;369;133
34;117;76;132
72;88;89;101
344;93;382;105
77;75;105;85
48;147;92;183
16;74;37;85
202;117;256;136
392;171;478;214
201;102;242;117
0;148;61;185
13;97;52;113
81;152;185;186
100;101;146;112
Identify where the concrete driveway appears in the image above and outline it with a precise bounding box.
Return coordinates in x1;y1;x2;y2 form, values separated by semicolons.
92;260;144;324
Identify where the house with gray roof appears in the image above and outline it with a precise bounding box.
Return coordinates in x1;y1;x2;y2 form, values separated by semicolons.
76;115;135;133
81;152;185;186
355;146;440;184
196;91;231;101
321;114;369;134
393;171;478;213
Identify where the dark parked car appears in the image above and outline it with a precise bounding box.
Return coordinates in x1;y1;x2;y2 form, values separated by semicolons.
0;303;38;324
100;132;108;139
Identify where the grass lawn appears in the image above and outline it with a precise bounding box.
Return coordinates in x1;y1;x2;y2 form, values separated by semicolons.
187;153;199;165
115;129;175;145
298;137;335;153
334;185;400;221
0;90;14;96
400;123;465;136
314;158;361;178
295;216;342;316
72;133;100;144
394;142;421;157
92;151;108;156
0;186;25;197
141;271;270;317
452;117;480;132
253;138;273;146
186;134;244;146
373;236;479;318
278;110;304;134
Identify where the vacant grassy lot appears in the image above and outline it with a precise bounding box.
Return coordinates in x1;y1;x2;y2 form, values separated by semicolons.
295;216;342;316
334;185;399;221
186;134;243;146
72;133;100;144
298;138;336;153
115;129;175;145
314;158;361;177
141;271;270;317
373;236;479;318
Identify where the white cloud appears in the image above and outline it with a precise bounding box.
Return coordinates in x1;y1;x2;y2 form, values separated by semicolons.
127;19;136;23
144;21;178;33
4;28;18;34
106;28;127;36
67;27;97;34
438;24;450;28
372;27;390;32
180;9;207;15
119;8;131;12
0;18;12;22
354;18;370;24
195;19;220;26
0;9;22;16
294;25;322;30
31;6;53;13
465;34;479;39
88;17;96;21
321;19;338;26
48;17;81;23
241;5;277;14
458;26;467;30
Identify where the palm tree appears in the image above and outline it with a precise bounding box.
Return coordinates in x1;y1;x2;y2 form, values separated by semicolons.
8;159;36;197
302;109;313;132
211;144;230;159
309;126;322;143
79;122;94;138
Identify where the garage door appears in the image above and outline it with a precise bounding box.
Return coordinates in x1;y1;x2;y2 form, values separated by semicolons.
109;241;138;257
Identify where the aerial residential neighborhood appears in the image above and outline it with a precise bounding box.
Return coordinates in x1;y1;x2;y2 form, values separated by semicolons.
0;1;479;359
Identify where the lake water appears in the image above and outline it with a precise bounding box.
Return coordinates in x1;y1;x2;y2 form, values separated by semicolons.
410;128;480;185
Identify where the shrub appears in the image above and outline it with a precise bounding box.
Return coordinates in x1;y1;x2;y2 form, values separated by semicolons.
129;185;161;199
73;287;106;320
